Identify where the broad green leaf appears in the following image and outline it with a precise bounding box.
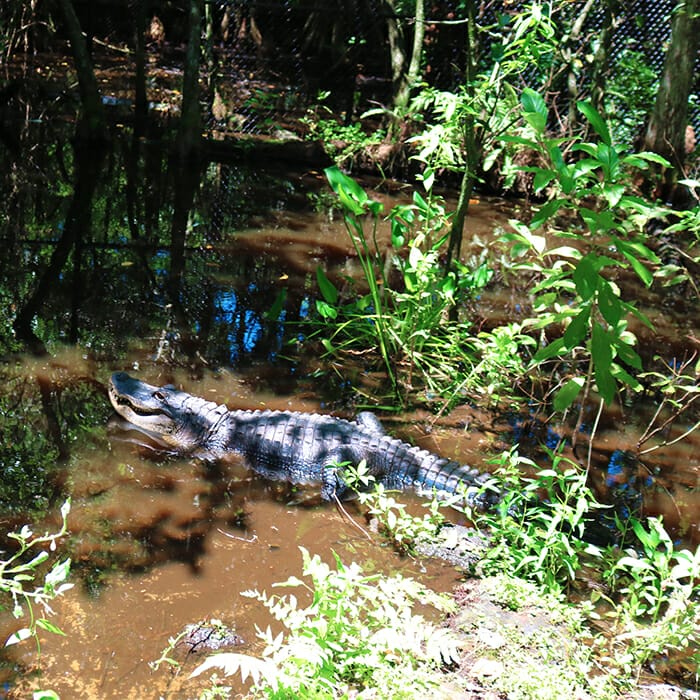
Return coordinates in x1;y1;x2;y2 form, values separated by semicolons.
573;255;599;300
616;238;660;263
325;165;382;216
563;306;590;349
614;338;643;370
595;143;620;180
577;101;612;146
530;199;563;229
610;363;642;392
553;377;585;412
572;158;600;179
592;322;615;404
602;183;625;208
521;88;547;133
623;151;671;168
533;170;556;192
620;250;653;287
533;336;566;362
598;281;622;327
316;266;338;304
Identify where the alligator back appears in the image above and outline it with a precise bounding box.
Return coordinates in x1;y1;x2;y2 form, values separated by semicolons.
224;409;490;506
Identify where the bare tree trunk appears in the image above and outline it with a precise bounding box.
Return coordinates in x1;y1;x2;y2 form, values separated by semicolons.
55;0;105;140
445;0;477;272
176;0;202;161
643;0;700;200
589;0;622;114
386;0;424;133
384;0;406;100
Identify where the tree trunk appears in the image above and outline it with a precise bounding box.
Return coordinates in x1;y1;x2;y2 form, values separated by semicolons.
643;0;700;199
387;0;424;131
176;0;203;161
589;0;622;114
445;0;477;272
55;0;105;140
384;0;406;101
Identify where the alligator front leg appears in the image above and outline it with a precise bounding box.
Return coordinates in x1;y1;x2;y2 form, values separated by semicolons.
319;451;353;501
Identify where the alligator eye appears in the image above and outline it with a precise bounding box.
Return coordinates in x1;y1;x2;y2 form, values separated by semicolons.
153;391;166;401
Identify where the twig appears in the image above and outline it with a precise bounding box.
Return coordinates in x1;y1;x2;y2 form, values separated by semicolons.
333;495;373;541
639;418;700;456
216;528;257;544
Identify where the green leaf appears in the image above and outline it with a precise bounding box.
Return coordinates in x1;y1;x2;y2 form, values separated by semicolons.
315;300;338;319
533;170;556;192
530;199;563;229
620;250;653;287
533;336;566;362
553;377;585;412
573;255;599;301
614;338;643;370
616;238;660;264
264;289;287;321
598;281;622;327
36;619;66;636
595;143;620;180
610;363;642;392
324;165;382;216
316;266;338;304
391;218;407;248
577;101;612;146
592;322;615;404
500;134;539;149
521;88;547;133
563;306;590;349
602;183;625;208
623;151;671;168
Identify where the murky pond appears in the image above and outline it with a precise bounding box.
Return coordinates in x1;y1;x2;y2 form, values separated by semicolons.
1;110;698;697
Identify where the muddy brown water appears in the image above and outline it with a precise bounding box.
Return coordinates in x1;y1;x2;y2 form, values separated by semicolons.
0;121;698;696
0;361;470;698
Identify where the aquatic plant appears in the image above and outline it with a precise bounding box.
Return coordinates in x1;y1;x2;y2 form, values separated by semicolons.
314;166;494;408
472;446;603;595
0;499;72;653
190;547;460;698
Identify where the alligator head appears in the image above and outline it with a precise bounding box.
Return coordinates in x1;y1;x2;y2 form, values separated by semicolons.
108;372;228;454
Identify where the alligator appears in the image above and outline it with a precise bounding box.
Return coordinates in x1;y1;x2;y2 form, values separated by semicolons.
108;372;495;508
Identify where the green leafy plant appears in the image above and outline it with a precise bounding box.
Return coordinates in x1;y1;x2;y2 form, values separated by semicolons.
502;89;670;414
302;94;386;168
474;447;603;595
1;499;73;652
341;460;449;553
315;166;492;407
596;517;700;674
190;547;460;698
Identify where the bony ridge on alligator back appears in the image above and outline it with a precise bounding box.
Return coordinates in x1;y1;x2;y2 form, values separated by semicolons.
108;371;496;508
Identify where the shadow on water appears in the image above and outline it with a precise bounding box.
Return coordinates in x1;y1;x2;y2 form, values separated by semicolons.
0;104;698;694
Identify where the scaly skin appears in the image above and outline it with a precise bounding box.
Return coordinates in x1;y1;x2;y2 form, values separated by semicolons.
108;372;493;506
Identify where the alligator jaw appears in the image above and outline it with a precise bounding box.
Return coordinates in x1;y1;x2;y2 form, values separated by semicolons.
108;372;177;442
